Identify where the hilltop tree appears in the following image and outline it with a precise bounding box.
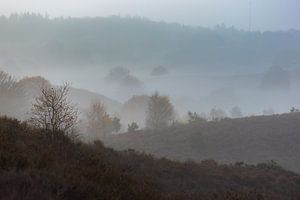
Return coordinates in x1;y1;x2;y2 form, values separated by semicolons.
111;116;122;133
187;111;207;123
29;83;78;136
290;107;300;113
145;92;174;130
85;101;113;139
128;122;139;132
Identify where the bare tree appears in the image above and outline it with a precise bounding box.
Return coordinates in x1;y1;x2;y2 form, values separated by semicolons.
145;92;174;130
29;83;78;136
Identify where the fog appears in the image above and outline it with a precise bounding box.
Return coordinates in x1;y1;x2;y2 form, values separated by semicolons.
2;58;300;121
1;2;300;198
0;14;299;125
1;0;300;31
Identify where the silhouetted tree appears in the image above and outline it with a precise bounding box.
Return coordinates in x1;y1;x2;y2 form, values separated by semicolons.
187;111;207;123
146;92;174;130
128;122;139;132
290;107;300;113
111;116;121;133
29;83;78;136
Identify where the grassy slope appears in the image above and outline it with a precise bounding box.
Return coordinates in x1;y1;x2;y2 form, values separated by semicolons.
1;117;300;199
105;113;300;173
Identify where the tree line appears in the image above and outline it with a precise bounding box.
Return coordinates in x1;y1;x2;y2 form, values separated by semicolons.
0;13;299;67
28;83;176;140
1;70;299;141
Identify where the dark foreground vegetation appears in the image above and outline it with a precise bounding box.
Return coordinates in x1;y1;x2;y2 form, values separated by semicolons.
1;117;300;199
105;112;300;173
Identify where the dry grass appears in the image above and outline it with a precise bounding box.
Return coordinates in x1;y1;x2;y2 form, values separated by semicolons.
0;117;299;199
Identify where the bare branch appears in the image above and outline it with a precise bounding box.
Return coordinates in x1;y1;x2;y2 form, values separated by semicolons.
29;82;78;138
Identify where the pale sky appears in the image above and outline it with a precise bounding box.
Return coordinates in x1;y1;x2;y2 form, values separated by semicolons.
0;0;299;31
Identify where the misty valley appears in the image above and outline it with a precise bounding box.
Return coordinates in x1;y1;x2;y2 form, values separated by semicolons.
0;13;300;200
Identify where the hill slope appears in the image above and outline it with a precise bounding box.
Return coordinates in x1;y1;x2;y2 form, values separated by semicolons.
1;117;300;199
105;113;300;173
0;74;122;119
69;87;121;113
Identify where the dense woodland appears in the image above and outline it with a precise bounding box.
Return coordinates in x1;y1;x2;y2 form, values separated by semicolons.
0;14;299;68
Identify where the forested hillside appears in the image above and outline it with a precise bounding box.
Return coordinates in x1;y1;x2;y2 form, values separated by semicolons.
0;14;300;69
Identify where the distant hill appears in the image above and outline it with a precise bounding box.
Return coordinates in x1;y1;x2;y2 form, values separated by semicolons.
105;113;300;173
0;14;300;69
0;74;121;119
1;116;300;199
68;87;121;113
